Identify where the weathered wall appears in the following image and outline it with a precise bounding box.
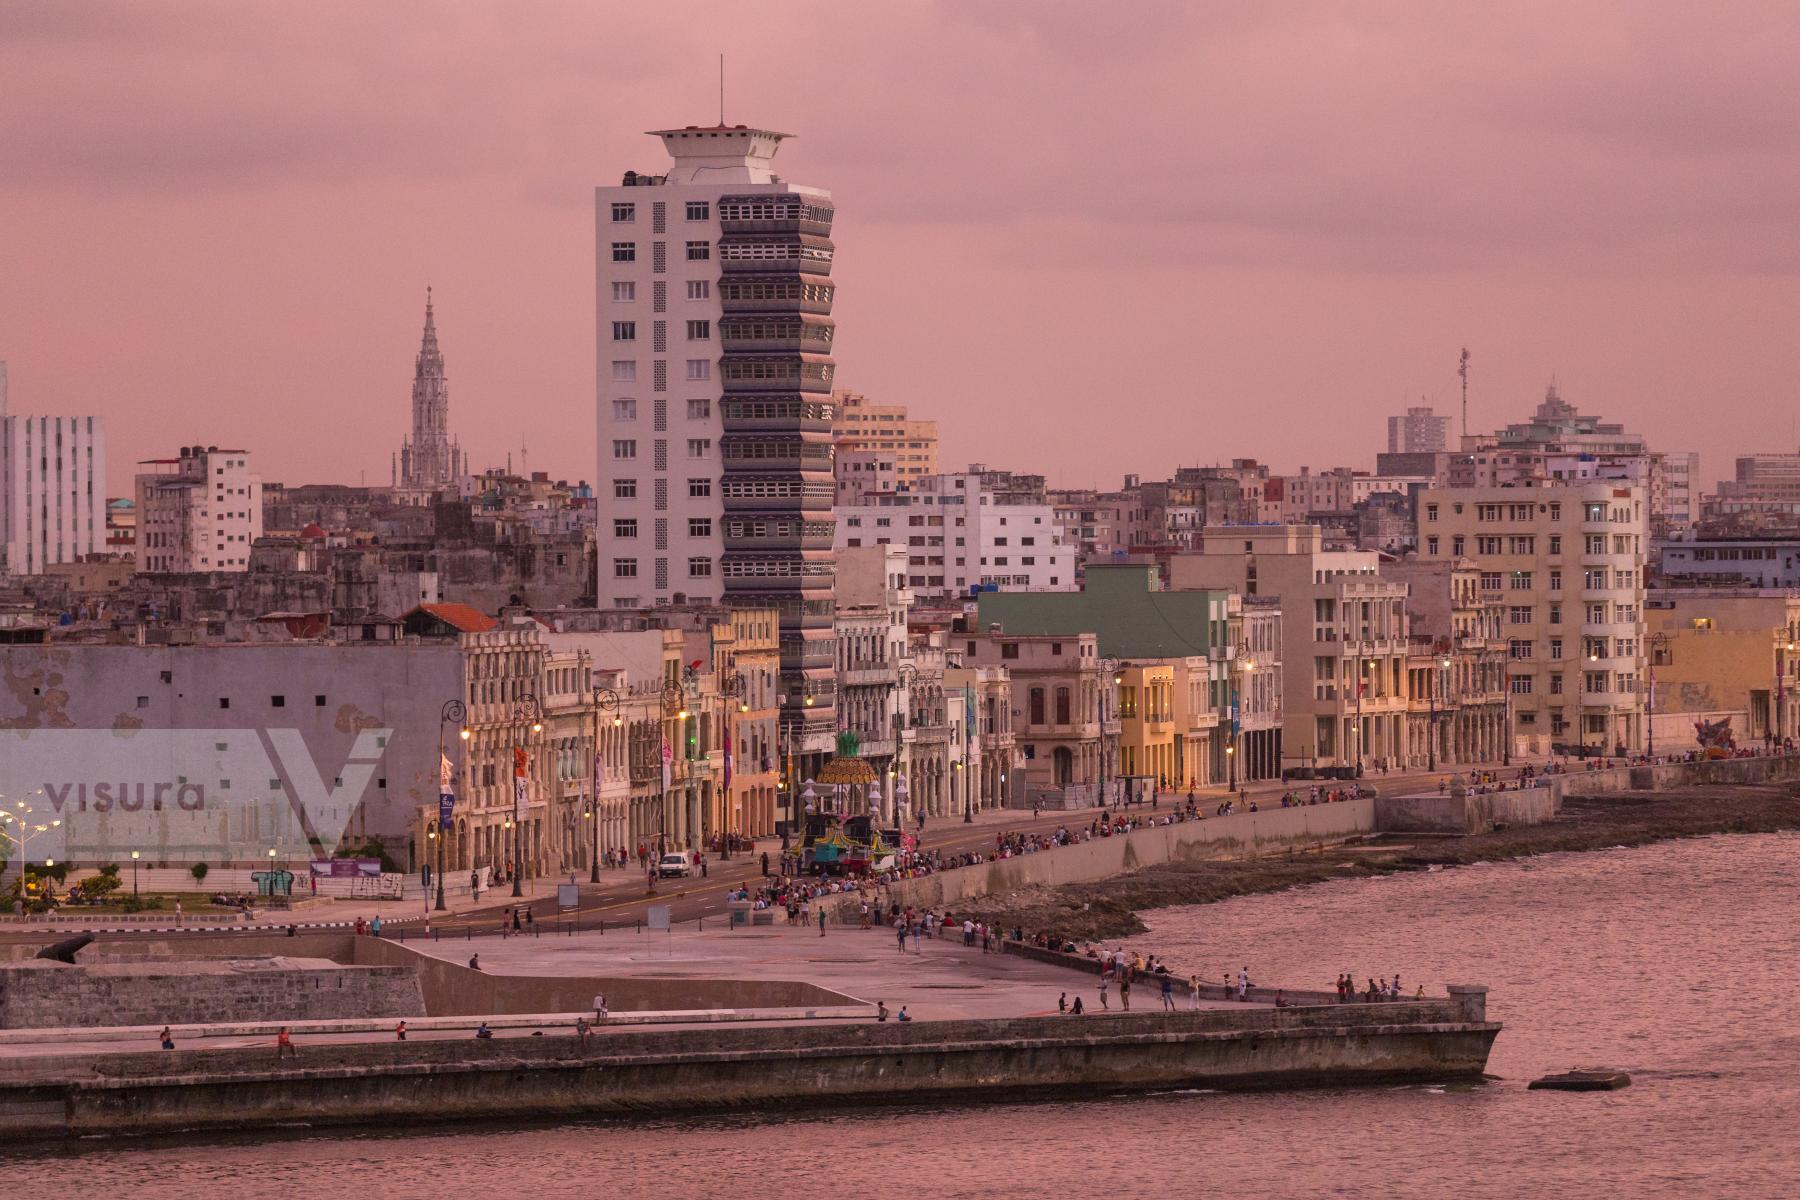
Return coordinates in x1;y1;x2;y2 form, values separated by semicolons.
1548;751;1800;802
1374;788;1558;835
854;800;1374;912
0;959;422;1029
0;1003;1499;1141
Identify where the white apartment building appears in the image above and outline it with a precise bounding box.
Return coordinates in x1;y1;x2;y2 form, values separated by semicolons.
1415;481;1648;756
594;124;837;736
836;466;1074;598
0;362;107;575
135;445;263;574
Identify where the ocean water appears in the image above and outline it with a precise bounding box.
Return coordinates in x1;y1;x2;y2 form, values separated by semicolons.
5;833;1796;1199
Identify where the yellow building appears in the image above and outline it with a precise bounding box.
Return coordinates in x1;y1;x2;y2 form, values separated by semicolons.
1646;590;1800;751
716;608;781;843
1116;662;1178;788
831;389;939;485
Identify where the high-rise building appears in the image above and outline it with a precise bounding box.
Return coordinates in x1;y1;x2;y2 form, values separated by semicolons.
1387;405;1451;454
832;390;938;484
394;291;464;491
135;445;263;574
594;125;838;731
0;362;107;576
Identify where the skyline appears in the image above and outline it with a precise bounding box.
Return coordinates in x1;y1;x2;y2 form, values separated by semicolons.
4;3;1800;495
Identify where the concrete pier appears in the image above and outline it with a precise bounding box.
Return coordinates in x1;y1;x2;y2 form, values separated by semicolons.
0;1002;1499;1141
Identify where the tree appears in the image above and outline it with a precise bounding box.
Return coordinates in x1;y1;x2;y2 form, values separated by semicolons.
190;862;209;884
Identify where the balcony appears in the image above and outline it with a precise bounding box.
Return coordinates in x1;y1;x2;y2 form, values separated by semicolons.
718;277;836;315
718;236;835;276
720;397;835;433
838;665;896;687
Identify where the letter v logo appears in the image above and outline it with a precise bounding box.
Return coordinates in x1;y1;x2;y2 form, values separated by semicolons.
264;728;390;857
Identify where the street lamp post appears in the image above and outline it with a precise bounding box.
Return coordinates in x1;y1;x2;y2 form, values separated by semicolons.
435;699;467;912
0;807;62;891
130;849;141;899
591;687;620;882
511;695;543;899
718;672;747;860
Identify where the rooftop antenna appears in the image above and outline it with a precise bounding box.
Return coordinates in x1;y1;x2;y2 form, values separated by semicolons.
719;53;725;126
1457;347;1471;443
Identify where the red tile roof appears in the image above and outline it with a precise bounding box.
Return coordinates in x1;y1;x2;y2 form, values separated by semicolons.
409;603;496;633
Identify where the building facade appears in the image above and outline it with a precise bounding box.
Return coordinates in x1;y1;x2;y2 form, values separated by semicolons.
135;446;263;574
1416;482;1648;756
0;364;107;576
831;389;938;485
1388;405;1451;454
594;124;838;754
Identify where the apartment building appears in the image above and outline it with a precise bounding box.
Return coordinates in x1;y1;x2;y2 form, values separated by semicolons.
0;363;107;575
1388;405;1451;454
1643;589;1800;748
836;464;1073;596
1172;526;1410;776
135;445;262;574
593;124;837;748
1415;482;1648;756
831;389;938;484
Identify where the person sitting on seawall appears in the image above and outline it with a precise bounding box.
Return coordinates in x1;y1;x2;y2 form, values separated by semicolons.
475;1022;494;1040
896;1006;912;1022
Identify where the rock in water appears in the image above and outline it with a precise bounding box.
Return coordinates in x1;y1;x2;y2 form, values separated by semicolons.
1529;1070;1632;1091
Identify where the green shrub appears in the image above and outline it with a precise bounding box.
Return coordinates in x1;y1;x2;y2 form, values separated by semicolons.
190;862;209;883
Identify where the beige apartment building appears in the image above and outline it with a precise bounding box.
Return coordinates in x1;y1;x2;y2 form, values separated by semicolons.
1415;482;1648;756
832;390;939;485
1172;526;1410;776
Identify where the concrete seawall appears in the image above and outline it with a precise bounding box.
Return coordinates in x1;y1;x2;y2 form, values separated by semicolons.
865;800;1375;913
0;1002;1499;1141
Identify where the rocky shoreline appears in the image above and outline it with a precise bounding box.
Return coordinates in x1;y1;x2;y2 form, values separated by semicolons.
952;783;1800;942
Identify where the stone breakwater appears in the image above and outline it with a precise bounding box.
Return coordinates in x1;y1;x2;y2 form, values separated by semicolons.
0;998;1498;1142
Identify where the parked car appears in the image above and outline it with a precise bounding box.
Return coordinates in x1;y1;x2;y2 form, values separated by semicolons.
657;852;694;878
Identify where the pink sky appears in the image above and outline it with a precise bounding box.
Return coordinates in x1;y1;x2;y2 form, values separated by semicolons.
3;1;1798;496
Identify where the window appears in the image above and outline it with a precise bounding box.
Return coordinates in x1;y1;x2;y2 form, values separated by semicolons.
1001;642;1020;660
1425;503;1439;521
686;359;711;381
688;517;712;538
613;558;638;578
611;360;636;383
1426;536;1439;555
688;557;713;577
686;320;711;340
1029;687;1046;725
612;398;637;420
219;697;231;709
612;440;637;459
1549;638;1563;660
1509;639;1532;660
685;201;709;221
1509;677;1533;695
1508;606;1532;624
1509;571;1533;590
685;241;711;261
1549;605;1562;625
611;202;635;222
1452;536;1466;556
271;695;285;707
613;478;637;499
687;439;711;458
1584;671;1609;694
611;321;637;341
611;242;636;262
688;478;712;497
686;280;710;301
611;282;635;302
1548;570;1562;591
1055;686;1072;724
613;519;638;538
686;398;711;420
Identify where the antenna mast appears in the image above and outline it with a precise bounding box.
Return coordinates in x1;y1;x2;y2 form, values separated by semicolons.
1457;347;1471;443
719;53;725;125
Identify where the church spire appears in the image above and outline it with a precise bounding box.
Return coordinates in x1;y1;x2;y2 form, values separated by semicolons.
399;287;455;489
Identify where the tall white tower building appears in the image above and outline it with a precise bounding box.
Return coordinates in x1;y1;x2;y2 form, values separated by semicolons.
0;362;108;576
595;125;838;728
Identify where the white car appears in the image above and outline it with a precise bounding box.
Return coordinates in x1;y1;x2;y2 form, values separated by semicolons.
657;852;693;878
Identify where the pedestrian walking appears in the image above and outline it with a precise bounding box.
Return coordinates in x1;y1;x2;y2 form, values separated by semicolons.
761;851;770;877
1160;975;1175;1011
818;906;827;937
525;908;534;933
1236;966;1249;1002
1058;992;1068;1013
512;908;522;932
1099;976;1110;1010
911;921;922;954
1189;974;1202;1011
1119;974;1131;1011
896;918;908;953
1070;996;1085;1015
395;1020;408;1041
